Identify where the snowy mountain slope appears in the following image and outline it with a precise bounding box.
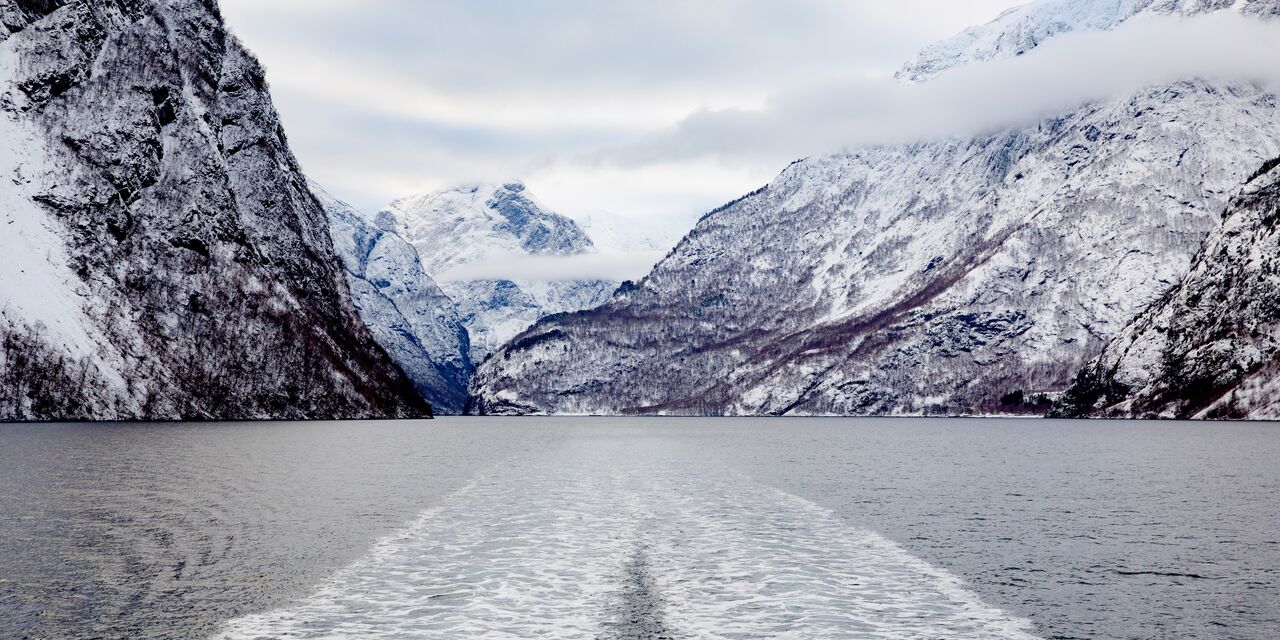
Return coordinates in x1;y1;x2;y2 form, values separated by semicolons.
472;81;1280;416
316;185;472;414
1054;158;1280;419
899;0;1280;81
0;0;428;420
0;99;131;418
471;0;1280;416
380;182;615;361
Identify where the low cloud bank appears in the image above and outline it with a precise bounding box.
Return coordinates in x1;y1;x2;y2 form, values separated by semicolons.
613;13;1280;165
435;251;669;284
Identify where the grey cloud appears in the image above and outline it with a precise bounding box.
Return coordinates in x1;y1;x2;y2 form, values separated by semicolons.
216;0;1024;220
614;14;1280;165
436;251;670;283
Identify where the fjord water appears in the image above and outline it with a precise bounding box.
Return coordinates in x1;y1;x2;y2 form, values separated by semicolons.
0;420;1276;639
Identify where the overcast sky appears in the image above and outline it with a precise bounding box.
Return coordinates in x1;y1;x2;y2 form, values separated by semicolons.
218;0;1026;226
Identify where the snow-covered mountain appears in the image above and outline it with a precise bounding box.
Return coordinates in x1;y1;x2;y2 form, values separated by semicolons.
899;0;1280;81
316;185;472;414
1054;157;1280;419
471;0;1280;416
379;182;616;361
0;0;428;420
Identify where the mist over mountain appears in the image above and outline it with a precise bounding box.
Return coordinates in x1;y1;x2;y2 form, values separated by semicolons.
471;0;1280;416
900;0;1280;82
377;182;621;362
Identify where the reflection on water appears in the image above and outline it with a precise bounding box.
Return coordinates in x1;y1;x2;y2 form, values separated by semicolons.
1;418;1277;639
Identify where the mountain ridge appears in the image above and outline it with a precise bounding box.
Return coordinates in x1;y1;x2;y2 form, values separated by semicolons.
470;2;1280;416
317;185;473;414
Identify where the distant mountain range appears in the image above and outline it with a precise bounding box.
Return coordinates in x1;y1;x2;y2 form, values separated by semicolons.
317;185;473;414
319;181;664;413
378;182;617;363
4;0;1280;420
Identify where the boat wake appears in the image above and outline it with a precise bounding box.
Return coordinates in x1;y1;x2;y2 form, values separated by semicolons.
215;437;1039;639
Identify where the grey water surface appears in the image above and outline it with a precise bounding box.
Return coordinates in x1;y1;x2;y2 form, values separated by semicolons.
0;418;1276;639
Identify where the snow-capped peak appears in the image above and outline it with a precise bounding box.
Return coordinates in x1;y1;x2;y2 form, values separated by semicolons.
376;181;618;362
382;181;595;276
899;0;1280;81
314;182;474;414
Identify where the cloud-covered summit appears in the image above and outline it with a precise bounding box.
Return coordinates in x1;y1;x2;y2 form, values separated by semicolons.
616;12;1280;165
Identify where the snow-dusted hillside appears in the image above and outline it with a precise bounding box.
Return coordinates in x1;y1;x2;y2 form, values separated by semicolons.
899;0;1280;81
317;186;472;414
471;1;1280;416
0;0;428;420
1055;157;1280;419
380;182;615;361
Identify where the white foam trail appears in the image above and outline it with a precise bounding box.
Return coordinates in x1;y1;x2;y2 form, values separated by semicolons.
215;440;1039;639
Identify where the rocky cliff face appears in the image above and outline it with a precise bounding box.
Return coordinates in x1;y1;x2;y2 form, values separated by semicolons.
0;0;429;420
470;1;1280;416
1054;159;1280;419
381;182;614;362
317;186;472;414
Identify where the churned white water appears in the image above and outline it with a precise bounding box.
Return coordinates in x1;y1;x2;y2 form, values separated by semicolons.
215;436;1038;640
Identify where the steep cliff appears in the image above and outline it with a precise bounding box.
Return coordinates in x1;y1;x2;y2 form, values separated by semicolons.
1055;159;1280;419
0;0;429;420
318;185;472;414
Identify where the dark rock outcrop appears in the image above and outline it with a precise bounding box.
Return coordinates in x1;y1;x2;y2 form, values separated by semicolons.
1055;159;1280;420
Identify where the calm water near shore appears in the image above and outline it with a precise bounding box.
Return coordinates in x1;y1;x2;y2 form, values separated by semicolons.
1;418;1276;639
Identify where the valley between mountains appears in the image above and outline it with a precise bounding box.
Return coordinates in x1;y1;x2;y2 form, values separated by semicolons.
4;0;1280;419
